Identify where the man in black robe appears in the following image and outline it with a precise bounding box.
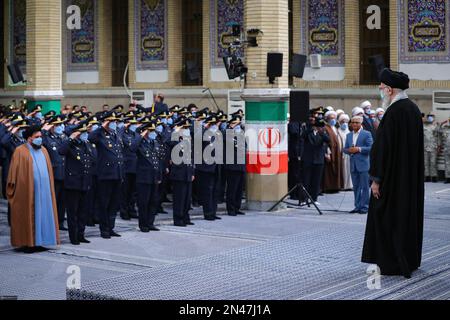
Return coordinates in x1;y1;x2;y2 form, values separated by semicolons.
362;68;424;279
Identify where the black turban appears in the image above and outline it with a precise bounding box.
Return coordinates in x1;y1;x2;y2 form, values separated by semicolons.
23;125;42;140
379;68;410;90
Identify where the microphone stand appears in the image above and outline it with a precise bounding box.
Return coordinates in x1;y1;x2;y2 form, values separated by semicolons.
203;88;220;111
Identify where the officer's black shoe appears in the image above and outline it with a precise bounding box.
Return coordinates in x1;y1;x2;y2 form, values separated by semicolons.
149;226;160;231
425;176;431;182
140;228;150;233
101;232;111;239
214;216;222;220
59;226;68;231
129;213;139;219
70;241;80;246
445;178;450;184
174;222;187;227
349;209;359;214
79;237;90;244
431;177;438;183
228;212;237;216
205;216;215;221
110;231;121;237
120;213;131;221
186;222;195;226
359;211;368;215
237;211;246;215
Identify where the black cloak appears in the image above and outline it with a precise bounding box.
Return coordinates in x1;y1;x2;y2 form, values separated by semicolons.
362;97;424;278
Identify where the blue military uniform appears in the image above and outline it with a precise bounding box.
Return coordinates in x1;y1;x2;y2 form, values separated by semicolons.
156;118;172;213
88;112;124;238
130;125;162;232
195;117;221;221
42;118;68;230
58;123;96;245
225;119;246;216
1;119;27;226
120;125;138;220
169;121;195;226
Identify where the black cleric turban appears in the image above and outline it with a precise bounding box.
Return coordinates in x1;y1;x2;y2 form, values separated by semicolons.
379;68;410;90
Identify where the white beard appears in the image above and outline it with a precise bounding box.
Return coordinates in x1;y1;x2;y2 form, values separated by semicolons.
381;95;391;109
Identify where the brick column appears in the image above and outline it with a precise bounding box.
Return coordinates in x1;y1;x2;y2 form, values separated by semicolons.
25;0;62;113
242;0;289;211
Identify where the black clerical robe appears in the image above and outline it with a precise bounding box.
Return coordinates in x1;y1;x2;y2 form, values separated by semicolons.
362;97;424;278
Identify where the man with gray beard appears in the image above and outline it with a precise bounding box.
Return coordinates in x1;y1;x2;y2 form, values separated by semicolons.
362;68;424;279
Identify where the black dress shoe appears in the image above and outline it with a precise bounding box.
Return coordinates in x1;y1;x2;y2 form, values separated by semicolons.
70;241;80;246
431;177;438;183
185;222;195;226
149;226;160;231
79;237;90;244
120;214;131;221
425;176;431;182
174;222;187;227
359;211;368;215
445;178;450;184
101;233;111;239
140;228;150;233
228;213;237;216
205;216;215;221
86;221;95;227
110;231;121;237
214;216;222;220
162;197;172;203
59;226;68;231
157;209;168;214
237;211;246;215
349;209;359;214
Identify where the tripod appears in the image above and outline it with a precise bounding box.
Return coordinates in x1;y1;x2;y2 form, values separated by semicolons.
268;182;323;215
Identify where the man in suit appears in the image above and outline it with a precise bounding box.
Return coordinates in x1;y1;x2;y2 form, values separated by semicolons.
300;108;329;205
343;116;373;214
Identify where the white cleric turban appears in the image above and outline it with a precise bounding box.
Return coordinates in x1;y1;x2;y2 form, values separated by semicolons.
352;107;365;116
325;110;337;118
360;100;372;109
336;109;345;115
376;108;385;114
325;106;335;112
338;113;350;122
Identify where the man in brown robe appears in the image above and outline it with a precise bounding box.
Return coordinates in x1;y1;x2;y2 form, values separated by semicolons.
323;110;342;193
7;125;60;253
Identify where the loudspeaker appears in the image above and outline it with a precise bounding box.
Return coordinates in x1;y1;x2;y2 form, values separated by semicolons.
368;54;386;81
7;64;24;84
290;54;307;78
267;52;283;84
290;91;310;124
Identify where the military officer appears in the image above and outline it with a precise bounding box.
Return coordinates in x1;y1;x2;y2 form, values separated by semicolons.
225;116;246;216
120;112;139;220
439;118;450;184
27;104;44;126
88;111;124;239
424;114;439;182
216;111;228;204
131;122;162;232
42;115;68;231
196;115;222;221
58;121;96;245
170;118;195;227
1;114;28;225
85;116;100;226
